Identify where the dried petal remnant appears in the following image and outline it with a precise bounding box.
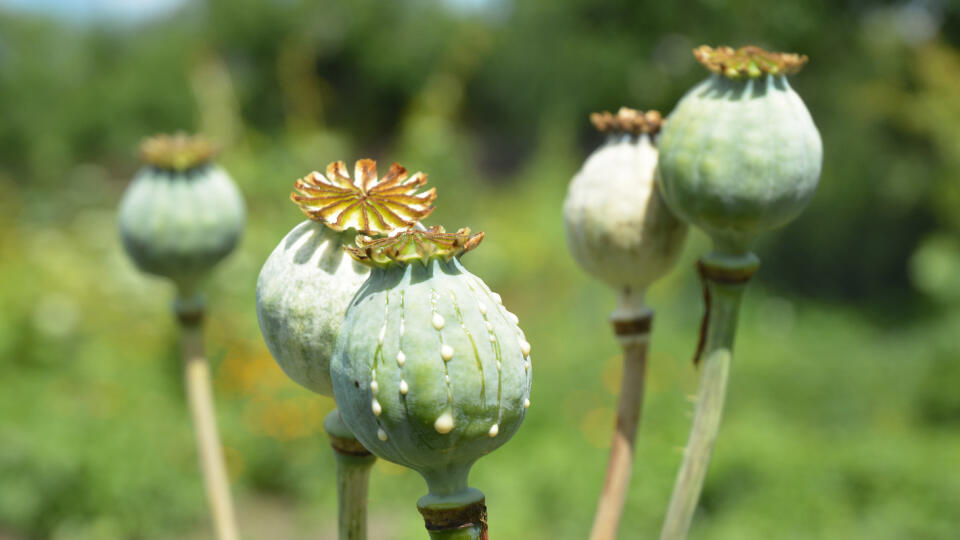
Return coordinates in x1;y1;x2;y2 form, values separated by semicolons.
346;226;484;267
291;159;437;235
139;133;218;171
693;45;808;79
590;107;663;135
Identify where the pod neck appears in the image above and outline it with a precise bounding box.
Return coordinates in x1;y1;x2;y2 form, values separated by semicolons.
145;162;215;178
704;72;790;100
366;257;461;282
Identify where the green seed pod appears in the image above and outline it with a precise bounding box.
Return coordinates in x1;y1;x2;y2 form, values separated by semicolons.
657;46;822;255
564;108;687;309
256;160;436;396
331;227;531;506
118;134;245;293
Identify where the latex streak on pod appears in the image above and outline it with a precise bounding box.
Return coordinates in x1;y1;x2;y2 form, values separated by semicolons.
332;227;532;538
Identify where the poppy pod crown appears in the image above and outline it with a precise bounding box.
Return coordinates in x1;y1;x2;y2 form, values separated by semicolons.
256;159;437;396
331;225;532;505
656;45;822;255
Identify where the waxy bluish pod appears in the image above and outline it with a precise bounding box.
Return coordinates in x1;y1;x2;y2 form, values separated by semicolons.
256;160;436;396
657;47;823;540
331;227;532;507
657;45;822;255
564;107;687;311
118;134;245;294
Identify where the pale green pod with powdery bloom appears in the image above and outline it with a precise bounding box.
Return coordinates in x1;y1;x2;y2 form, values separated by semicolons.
564;108;687;309
331;227;531;506
256;222;369;395
657;46;822;255
118;134;245;294
256;159;437;396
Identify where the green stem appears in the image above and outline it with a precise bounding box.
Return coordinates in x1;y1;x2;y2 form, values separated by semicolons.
325;409;376;540
425;525;487;540
659;254;755;540
334;451;376;540
175;295;240;540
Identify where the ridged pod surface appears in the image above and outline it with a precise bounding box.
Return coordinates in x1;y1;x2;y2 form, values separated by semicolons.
256;159;436;396
657;46;822;254
118;135;245;292
564;108;687;295
331;228;531;502
256;222;369;395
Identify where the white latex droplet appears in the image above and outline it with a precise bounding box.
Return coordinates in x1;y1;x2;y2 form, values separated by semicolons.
434;411;454;434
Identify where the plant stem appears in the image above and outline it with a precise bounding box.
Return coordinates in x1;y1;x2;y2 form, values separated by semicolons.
334;452;376;539
418;497;489;540
425;525;488;540
325;410;376;540
659;254;756;540
589;308;653;540
176;297;240;540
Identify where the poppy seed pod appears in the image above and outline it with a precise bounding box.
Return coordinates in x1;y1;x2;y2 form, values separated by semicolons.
564;108;687;308
118;134;245;293
657;46;822;255
331;227;531;506
256;160;436;396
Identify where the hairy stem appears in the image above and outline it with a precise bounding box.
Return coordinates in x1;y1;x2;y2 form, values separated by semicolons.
589;311;652;540
659;256;753;540
178;308;240;540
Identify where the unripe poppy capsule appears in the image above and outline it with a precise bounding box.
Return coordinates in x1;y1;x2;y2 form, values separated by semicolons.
656;45;822;255
256;159;436;396
118;133;245;294
332;227;531;503
564;107;687;303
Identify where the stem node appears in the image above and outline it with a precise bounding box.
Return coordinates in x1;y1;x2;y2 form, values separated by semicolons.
417;498;489;540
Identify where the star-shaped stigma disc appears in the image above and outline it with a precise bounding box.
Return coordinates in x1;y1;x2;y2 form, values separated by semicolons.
346;226;485;268
291;159;437;235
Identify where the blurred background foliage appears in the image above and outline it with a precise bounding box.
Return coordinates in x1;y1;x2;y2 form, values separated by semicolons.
1;0;959;538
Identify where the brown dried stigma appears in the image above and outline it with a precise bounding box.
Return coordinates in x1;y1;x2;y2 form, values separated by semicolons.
590;107;663;136
346;226;484;268
139;133;218;172
291;159;437;235
693;45;808;79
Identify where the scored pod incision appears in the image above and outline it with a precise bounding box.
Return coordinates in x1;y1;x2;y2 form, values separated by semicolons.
331;226;532;500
